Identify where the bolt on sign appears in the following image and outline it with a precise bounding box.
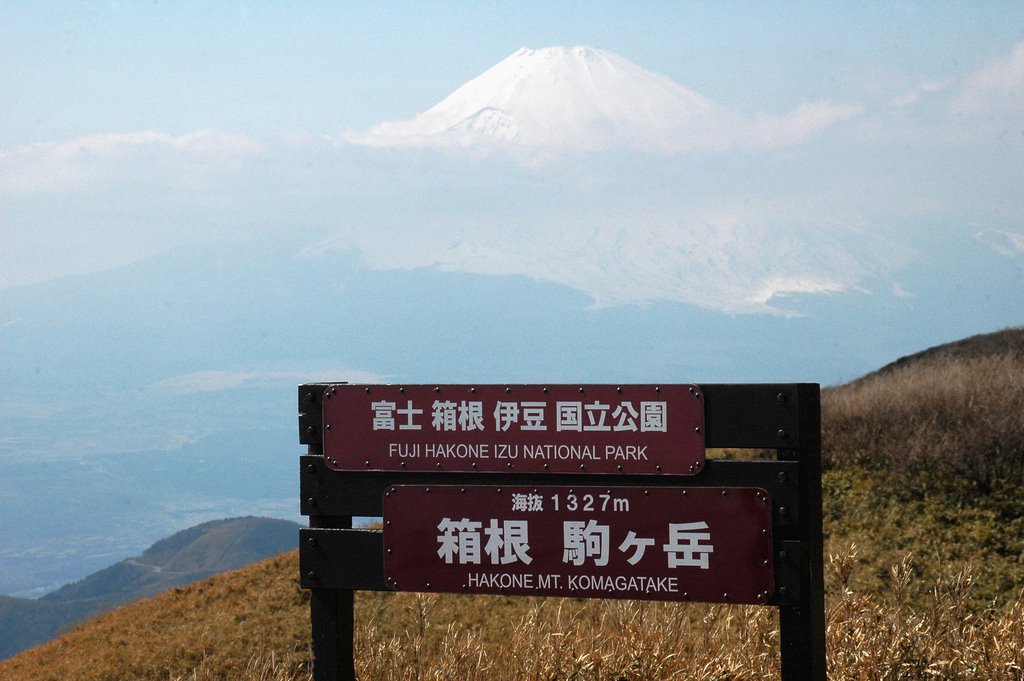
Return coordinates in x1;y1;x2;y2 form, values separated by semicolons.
322;384;706;475
383;485;775;604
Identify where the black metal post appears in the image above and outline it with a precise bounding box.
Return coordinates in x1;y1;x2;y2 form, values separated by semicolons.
301;384;357;681
778;383;826;680
309;585;354;681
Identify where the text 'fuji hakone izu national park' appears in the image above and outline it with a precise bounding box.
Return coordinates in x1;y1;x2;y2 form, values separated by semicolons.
321;384;706;475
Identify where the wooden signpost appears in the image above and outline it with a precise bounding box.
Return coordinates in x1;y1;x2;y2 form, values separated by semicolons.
299;383;826;680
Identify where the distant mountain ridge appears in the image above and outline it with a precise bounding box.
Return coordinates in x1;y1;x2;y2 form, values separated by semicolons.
0;516;299;660
858;327;1024;381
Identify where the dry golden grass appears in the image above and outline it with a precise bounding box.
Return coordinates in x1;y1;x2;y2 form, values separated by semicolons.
0;552;312;681
820;343;1024;606
823;348;1024;493
3;549;1022;680
824;548;1024;680
352;547;1024;680
354;592;780;680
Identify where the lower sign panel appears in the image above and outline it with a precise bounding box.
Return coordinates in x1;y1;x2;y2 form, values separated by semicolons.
382;485;774;604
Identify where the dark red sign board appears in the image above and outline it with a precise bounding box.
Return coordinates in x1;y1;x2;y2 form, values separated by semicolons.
382;485;774;604
322;384;705;475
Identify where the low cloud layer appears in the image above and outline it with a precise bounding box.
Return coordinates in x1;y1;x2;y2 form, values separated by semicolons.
150;368;383;395
0;129;262;193
953;42;1024;115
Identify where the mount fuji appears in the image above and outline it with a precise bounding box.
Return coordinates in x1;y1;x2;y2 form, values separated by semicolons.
334;46;889;313
346;46;861;153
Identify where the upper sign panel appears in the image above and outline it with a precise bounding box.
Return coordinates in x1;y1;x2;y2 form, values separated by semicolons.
321;384;705;475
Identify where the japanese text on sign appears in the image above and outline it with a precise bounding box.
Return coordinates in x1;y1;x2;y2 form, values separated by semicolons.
370;399;668;433
383;485;774;604
322;385;706;475
435;514;713;570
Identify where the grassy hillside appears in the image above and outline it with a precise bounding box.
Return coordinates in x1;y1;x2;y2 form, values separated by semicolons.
0;516;299;660
821;327;1024;605
1;328;1021;679
0;552;311;681
0;596;103;662
42;517;300;603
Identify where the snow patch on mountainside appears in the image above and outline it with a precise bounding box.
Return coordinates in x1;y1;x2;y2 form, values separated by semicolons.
346;46;860;154
311;213;901;315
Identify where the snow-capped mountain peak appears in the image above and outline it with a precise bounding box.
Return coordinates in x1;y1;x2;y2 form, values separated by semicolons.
346;45;858;154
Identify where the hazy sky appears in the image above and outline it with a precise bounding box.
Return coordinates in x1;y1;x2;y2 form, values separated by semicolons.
2;1;1021;144
2;2;1022;302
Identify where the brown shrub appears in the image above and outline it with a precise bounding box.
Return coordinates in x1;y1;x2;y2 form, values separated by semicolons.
823;350;1024;494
